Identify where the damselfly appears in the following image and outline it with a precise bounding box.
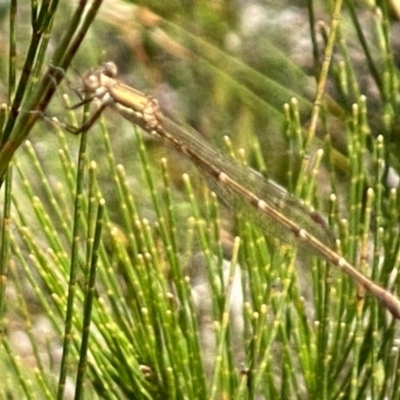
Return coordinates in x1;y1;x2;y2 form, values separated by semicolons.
68;62;400;319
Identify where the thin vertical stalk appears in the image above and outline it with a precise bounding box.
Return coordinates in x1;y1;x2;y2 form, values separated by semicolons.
305;0;343;148
74;198;105;400
0;166;12;340
57;100;90;400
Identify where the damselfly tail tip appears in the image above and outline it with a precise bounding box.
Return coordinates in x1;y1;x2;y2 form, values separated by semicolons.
383;296;400;320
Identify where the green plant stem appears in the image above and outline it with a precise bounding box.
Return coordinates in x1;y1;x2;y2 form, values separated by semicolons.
0;0;103;186
57;101;90;400
75;198;105;400
305;0;343;148
0;166;12;339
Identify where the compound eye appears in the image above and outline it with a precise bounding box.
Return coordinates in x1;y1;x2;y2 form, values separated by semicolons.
84;74;100;91
102;62;118;78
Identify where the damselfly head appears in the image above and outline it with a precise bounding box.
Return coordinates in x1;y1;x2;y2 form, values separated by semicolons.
83;74;101;92
82;62;118;93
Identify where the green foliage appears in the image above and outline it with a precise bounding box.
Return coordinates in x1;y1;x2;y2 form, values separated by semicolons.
1;1;400;399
